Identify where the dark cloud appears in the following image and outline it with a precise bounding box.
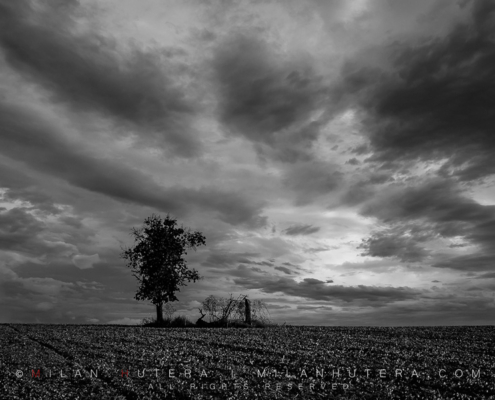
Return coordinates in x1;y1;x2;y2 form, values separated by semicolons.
312;295;495;326
360;179;495;270
339;171;393;207
257;260;275;267
433;254;495;272
0;207;85;264
283;161;342;205
448;243;469;248
303;278;326;285
297;305;333;311
0;261;150;324
351;144;368;155
0;0;201;157
362;180;494;232
284;224;320;236
265;303;291;310
251;266;266;273
0;208;45;253
0;266;75;300
359;229;430;263
202;251;261;269
1;0;493;326
346;158;360;166
339;0;495;180
274;266;294;275
177;188;267;228
474;272;495;279
282;262;298;267
340;183;375;207
208;264;269;279
233;275;421;305
214;34;330;162
0;160;60;214
0;101;265;227
59;216;84;229
3;187;59;214
304;246;332;253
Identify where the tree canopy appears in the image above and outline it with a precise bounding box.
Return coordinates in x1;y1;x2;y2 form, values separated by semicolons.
122;214;205;322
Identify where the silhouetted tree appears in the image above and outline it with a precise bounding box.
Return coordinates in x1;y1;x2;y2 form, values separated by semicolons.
122;214;205;323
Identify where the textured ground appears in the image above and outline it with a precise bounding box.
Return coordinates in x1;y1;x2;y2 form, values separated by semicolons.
1;324;494;399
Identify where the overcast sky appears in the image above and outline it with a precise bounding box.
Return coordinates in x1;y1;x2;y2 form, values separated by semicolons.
1;0;494;326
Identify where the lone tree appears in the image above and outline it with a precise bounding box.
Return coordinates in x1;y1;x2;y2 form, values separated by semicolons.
122;214;205;324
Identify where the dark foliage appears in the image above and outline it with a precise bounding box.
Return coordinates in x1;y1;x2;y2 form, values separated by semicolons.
122;214;205;321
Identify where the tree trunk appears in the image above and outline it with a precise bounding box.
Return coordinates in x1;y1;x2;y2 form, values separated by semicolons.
245;298;252;325
156;302;164;323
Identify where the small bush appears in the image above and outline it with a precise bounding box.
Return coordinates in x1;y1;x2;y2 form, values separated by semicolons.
142;315;194;328
171;315;195;327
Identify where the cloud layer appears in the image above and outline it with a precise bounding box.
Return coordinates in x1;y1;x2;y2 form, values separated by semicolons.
0;0;493;326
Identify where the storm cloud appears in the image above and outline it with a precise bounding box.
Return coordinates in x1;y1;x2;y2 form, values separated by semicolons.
340;0;495;180
0;101;266;227
214;34;330;163
234;275;421;306
359;179;495;270
284;224;320;236
1;0;493;325
0;0;201;157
